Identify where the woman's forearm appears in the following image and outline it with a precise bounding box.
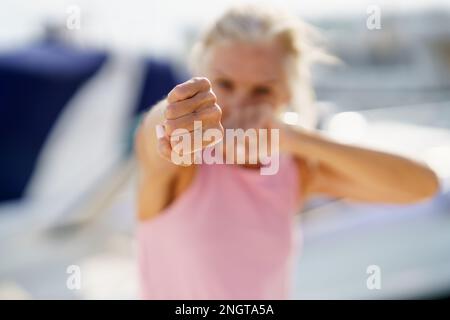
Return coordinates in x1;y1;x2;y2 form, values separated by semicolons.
282;125;440;202
135;99;182;180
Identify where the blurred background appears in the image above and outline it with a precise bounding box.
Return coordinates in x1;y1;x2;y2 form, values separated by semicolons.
1;0;450;299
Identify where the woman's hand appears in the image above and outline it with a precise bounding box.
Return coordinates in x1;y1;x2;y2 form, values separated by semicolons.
156;77;224;163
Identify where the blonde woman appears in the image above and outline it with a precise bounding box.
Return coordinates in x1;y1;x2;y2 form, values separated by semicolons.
135;5;439;299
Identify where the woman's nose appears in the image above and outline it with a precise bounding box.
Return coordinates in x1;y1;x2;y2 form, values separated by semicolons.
229;92;254;111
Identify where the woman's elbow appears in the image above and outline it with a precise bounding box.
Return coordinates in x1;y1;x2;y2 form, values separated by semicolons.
402;169;440;203
420;169;440;200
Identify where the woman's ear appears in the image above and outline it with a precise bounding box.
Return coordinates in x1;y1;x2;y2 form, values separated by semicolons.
280;78;292;108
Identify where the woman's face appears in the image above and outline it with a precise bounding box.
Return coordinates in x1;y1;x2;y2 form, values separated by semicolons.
205;40;291;130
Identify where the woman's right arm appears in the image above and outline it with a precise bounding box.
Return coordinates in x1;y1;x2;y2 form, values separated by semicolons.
135;99;185;221
134;77;223;221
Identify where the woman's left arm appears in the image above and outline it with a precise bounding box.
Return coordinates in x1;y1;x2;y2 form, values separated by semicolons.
280;124;440;204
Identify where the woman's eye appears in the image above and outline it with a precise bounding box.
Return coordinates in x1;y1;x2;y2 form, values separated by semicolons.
253;86;271;96
215;79;233;91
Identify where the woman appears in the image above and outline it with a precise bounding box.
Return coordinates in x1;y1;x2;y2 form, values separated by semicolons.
135;5;439;299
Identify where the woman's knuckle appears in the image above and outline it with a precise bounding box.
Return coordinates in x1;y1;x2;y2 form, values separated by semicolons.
194;77;211;88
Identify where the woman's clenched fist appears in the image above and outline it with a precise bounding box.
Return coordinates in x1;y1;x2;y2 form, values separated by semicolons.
156;77;223;163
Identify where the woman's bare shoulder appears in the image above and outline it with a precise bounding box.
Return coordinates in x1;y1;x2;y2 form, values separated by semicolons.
137;164;196;222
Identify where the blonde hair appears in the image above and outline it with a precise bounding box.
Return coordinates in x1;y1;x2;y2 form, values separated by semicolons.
189;4;333;128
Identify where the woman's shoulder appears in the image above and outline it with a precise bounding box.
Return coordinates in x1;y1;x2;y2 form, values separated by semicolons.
137;165;197;223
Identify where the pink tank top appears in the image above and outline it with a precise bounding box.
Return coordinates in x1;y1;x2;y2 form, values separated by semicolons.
137;155;302;299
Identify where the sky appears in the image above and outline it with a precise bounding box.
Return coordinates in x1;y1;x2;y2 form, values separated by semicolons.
1;0;449;54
